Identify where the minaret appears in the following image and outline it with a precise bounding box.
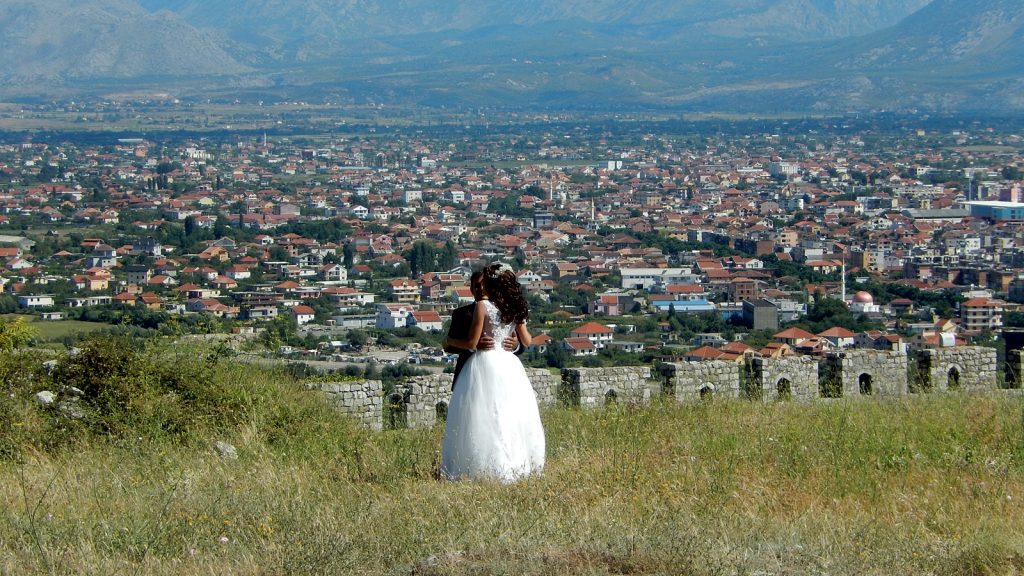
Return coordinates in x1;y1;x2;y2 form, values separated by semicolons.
841;261;847;305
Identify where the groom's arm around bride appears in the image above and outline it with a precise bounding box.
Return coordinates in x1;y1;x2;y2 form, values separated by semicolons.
444;303;520;389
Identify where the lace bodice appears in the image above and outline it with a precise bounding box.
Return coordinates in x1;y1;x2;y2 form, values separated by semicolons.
480;300;515;348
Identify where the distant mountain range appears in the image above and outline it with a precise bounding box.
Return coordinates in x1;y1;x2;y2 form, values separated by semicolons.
1;0;1021;115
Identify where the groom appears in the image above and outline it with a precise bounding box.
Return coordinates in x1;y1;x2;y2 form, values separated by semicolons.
444;274;521;389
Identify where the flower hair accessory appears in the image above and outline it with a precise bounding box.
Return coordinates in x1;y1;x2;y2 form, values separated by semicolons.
489;263;513;278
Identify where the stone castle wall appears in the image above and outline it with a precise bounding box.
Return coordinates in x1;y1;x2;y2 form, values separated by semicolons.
306;379;384;431
823;350;908;398
560;366;653;407
658;361;740;402
526;367;561;406
750;356;820;402
916;347;998;392
396;374;452;430
313;346;1005;430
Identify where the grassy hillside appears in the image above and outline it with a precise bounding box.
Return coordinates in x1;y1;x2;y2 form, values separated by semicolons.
1;341;1023;575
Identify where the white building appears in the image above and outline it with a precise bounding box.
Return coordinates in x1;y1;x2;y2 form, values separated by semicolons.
620;268;697;291
376;303;412;329
17;294;55;308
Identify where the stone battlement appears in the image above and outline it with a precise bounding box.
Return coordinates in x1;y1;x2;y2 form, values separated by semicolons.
310;346;1014;430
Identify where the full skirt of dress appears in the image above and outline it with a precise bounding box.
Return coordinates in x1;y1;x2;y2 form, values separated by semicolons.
441;350;545;483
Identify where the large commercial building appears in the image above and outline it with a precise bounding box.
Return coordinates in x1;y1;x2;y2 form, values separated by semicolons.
965;201;1024;222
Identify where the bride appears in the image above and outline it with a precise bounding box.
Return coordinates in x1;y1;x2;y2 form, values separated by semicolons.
440;262;545;483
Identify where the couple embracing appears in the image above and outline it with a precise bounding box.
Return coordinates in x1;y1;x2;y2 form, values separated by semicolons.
440;262;545;483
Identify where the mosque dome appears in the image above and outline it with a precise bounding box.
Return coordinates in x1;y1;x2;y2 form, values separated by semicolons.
852;291;874;304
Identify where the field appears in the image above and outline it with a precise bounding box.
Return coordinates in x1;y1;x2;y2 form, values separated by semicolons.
1;353;1023;575
1;314;112;345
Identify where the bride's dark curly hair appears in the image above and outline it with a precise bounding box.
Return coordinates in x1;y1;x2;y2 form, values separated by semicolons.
482;262;529;324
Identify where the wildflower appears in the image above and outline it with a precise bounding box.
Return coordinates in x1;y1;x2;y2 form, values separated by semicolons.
218;536;230;545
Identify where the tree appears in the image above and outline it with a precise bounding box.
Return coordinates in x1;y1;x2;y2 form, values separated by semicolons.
0;317;38;352
343;243;355;268
346;329;369;350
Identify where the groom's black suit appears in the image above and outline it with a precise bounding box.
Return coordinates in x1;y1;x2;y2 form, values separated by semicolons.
445;303;522;389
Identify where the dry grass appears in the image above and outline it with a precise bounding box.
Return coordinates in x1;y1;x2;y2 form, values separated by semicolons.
2;373;1023;575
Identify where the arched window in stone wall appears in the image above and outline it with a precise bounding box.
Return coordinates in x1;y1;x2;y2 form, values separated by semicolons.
435;401;448;423
859;373;873;395
699;384;714;401
605;389;618;405
776;378;792;400
387;392;407;429
947;367;961;390
661;376;676;398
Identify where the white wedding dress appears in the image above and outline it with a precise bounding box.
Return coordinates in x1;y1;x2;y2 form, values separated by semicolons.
441;300;545;483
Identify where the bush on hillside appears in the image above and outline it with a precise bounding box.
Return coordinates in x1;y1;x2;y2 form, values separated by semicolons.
1;333;370;460
0;349;58;459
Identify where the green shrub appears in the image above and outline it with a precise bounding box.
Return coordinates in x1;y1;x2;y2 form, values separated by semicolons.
49;336;230;444
0;349;55;460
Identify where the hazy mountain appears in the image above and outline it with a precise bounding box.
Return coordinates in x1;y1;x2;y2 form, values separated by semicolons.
837;0;1024;74
1;0;1022;115
137;0;932;62
0;0;247;87
799;0;1024;111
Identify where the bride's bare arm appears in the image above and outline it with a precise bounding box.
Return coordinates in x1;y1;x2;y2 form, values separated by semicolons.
515;322;532;348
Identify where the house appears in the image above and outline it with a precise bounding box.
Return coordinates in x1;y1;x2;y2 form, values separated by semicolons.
291;305;317;326
960;298;1004;333
125;265;152;286
388;278;421;303
551;261;580;280
323;287;375;307
87;244;117;268
569;322;615;349
562;337;597;357
226;265;252;281
794;336;834;356
817;327;856;349
408;310;443;332
516;269;545;292
211;276;238;290
772;327;816;347
685;345;727;361
319;263;347;282
609;341;645;354
743;299;779;331
759;342;793;358
138;293;164;311
68;295;113;308
620;267;695;291
17;294;55;308
376;303;412;329
244;306;278;321
729;277;761;302
591;293;635;316
71;275;109;292
526;333;551;354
